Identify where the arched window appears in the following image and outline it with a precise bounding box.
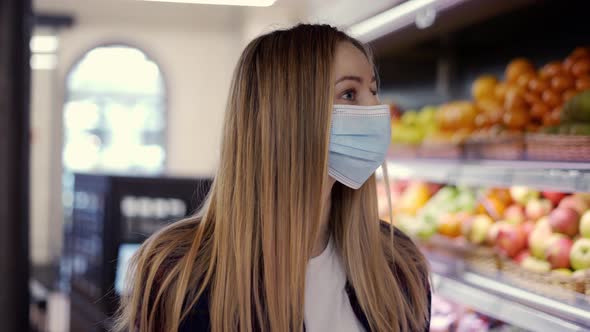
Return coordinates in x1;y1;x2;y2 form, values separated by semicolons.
63;45;166;174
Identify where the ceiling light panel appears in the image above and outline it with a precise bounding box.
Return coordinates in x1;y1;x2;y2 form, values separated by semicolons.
141;0;276;6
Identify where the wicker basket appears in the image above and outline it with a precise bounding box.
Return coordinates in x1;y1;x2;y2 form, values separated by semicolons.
464;135;525;160
420;235;590;300
389;144;419;159
526;133;590;162
418;142;463;159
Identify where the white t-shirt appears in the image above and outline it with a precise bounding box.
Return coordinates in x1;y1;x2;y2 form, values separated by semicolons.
304;238;366;332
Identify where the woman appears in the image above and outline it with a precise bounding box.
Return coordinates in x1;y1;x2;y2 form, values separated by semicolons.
116;24;430;332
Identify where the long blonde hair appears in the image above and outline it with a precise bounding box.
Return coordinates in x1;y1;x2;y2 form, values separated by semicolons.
115;24;429;332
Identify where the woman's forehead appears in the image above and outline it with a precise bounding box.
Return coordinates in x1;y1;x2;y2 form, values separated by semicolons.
333;42;373;80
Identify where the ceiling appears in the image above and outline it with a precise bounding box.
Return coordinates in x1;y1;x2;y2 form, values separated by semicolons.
33;0;393;30
33;0;305;28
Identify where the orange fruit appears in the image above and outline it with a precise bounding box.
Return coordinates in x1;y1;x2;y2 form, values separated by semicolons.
506;58;536;83
524;91;542;105
437;213;463;238
542;90;562;108
472;75;498;100
494;82;509;101
530;103;549;119
576;76;590;91
572;58;590;77
482;196;507;220
503;109;530;131
504;86;527;110
540;61;564;80
528;77;550;94
542;109;561;126
571;47;590;59
551;74;575;92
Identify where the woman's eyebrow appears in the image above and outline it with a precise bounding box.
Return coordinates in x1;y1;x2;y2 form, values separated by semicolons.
335;75;362;84
335;75;377;84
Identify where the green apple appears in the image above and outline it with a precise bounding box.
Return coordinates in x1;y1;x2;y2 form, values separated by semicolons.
510;186;540;205
521;256;551;273
469;214;493;244
580;211;590;238
416;221;437;240
570;238;590;271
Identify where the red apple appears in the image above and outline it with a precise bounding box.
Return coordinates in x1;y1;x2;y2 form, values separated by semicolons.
504;204;526;224
495;224;527;258
574;193;590;205
394;180;410;193
529;217;553;259
549;207;580;237
427;183;443;195
514;250;531;264
487;221;511;245
559;195;589;215
542;191;568;206
437;213;462;238
545;234;574;269
525;198;553;221
521;221;536;246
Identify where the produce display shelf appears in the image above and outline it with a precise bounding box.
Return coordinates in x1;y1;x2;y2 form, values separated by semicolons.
384;158;590;192
427;252;590;332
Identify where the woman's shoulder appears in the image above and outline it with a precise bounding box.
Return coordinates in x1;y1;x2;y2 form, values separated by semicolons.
378;220;424;260
179;289;211;331
379;221;432;331
378;220;431;291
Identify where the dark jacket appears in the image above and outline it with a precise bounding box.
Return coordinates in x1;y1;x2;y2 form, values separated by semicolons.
179;226;431;332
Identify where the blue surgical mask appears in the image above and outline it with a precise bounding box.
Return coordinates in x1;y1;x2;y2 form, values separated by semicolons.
328;104;391;189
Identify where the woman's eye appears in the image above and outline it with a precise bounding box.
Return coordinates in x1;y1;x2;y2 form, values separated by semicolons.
342;90;356;101
371;89;378;96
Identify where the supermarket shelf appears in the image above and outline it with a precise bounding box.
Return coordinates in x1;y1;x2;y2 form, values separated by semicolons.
427;252;590;332
384;158;590;191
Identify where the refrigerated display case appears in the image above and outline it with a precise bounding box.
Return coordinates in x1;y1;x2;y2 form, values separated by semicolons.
430;293;530;332
377;176;590;331
65;173;212;331
366;0;590;330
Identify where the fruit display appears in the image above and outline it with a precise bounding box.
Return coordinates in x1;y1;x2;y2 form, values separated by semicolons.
391;105;438;145
381;180;590;276
393;185;477;240
469;47;590;135
388;46;590;156
548;90;590;134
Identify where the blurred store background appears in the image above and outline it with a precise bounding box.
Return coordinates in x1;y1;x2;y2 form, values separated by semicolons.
1;0;590;331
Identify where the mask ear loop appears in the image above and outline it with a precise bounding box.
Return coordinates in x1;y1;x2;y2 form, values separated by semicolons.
380;160;396;264
380;161;394;225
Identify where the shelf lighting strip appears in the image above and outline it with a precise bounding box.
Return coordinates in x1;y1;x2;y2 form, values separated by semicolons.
347;0;467;42
461;272;590;323
433;273;590;332
140;0;275;6
382;159;590;192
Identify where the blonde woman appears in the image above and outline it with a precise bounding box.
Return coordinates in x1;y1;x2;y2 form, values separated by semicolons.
116;24;431;332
